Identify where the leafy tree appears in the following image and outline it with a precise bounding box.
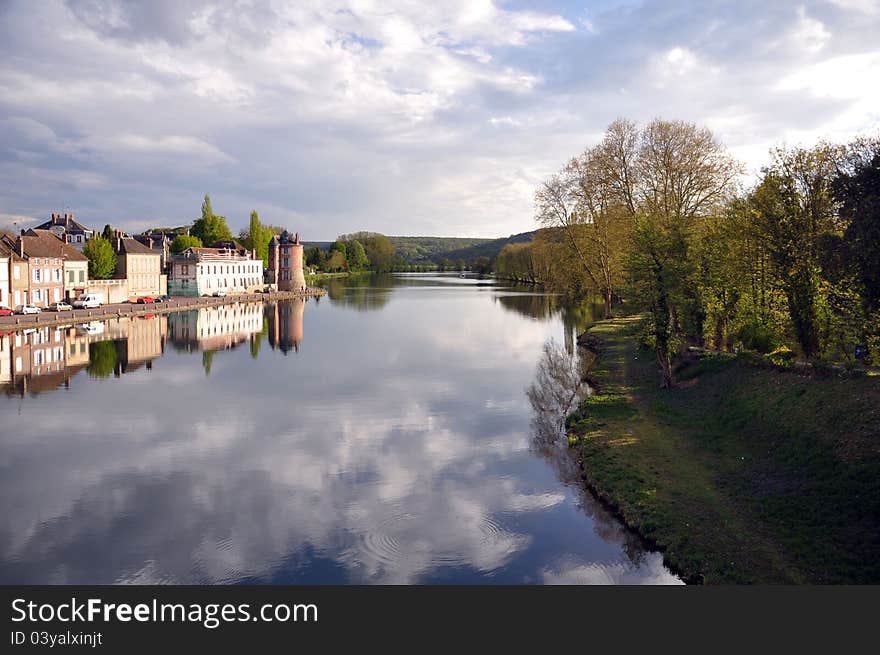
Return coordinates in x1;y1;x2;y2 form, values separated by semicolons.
345;240;369;271
170;234;203;253
326;249;347;272
833;140;880;312
102;224;114;240
243;210;272;266
305;246;326;269
340;231;395;271
191;194;233;246
471;256;493;275
751;144;842;358
83;237;118;279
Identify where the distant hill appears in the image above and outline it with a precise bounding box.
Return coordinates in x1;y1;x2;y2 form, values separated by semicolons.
388;236;493;264
302;231;536;264
436;231;536;263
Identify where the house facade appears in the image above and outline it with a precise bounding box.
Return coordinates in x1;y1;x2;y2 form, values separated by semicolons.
168;244;263;297
132;233;172;273
62;246;89;302
113;236;166;299
1;242;30;309
1;230;67;308
33;212;96;251
267;231;306;291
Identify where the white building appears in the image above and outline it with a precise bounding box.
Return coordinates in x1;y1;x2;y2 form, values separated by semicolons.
168;243;263;297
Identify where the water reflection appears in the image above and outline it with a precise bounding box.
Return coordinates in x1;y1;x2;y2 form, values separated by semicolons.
525;339;674;582
0;276;678;584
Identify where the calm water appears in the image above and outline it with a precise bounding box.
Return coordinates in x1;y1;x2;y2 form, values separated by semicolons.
0;273;680;584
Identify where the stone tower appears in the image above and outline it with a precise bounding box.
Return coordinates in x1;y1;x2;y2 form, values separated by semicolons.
268;230;306;291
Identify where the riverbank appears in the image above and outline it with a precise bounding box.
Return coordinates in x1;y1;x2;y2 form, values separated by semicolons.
0;288;325;333
566;315;880;584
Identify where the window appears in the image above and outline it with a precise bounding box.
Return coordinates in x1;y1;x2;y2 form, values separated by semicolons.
77;235;82;242
79;270;84;283
68;271;75;283
13;265;20;280
33;269;41;282
34;289;42;302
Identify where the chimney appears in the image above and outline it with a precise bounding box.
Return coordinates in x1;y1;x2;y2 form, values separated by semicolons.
116;237;122;252
147;236;153;249
17;237;24;258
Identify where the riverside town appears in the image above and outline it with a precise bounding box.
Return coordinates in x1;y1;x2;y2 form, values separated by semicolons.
1;1;879;648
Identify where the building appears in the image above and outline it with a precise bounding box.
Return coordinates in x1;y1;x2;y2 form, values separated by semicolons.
1;230;68;308
0;247;8;310
168;243;263;297
0;240;29;309
267;231;306;291
33;212;96;251
132;233;172;272
62;246;89;302
113;235;166;299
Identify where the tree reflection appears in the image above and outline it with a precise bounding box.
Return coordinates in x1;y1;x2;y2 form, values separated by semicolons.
323;275;391;311
527;338;651;566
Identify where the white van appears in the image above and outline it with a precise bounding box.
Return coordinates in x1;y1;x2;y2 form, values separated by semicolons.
73;293;105;309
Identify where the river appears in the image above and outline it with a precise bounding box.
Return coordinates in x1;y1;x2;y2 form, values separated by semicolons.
0;273;680;584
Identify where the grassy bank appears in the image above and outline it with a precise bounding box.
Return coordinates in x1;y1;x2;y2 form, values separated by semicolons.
567;315;880;584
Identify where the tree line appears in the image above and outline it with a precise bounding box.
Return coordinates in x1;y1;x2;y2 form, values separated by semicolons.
496;119;878;385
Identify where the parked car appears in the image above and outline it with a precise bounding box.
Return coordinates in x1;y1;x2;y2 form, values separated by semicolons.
0;306;13;317
154;295;169;303
136;296;156;304
49;301;72;312
73;293;104;309
213;289;227;297
16;304;41;315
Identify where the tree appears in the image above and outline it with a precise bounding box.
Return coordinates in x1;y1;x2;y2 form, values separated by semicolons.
326;249;347;272
833;139;880;312
191;193;233;246
751;144;843;358
170;234;203;253
339;232;395;271
624;119;740;386
83;237;118;279
243;210;272;266
102;224;114;240
345;240;369;271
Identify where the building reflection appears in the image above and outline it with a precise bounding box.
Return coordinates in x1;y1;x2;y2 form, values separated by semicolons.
267;298;305;354
167;303;264;352
0;299;308;393
0;315;168;397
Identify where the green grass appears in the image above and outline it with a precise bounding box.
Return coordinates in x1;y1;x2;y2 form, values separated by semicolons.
567;315;880;584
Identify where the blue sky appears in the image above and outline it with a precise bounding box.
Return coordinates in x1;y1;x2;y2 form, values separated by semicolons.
1;0;878;239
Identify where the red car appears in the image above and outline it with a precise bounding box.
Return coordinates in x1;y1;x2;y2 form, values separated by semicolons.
0;307;13;317
136;296;156;304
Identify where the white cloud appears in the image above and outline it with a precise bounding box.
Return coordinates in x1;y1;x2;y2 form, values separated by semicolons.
0;0;878;238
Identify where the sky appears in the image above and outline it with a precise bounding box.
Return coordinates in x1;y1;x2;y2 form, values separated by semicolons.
1;0;878;240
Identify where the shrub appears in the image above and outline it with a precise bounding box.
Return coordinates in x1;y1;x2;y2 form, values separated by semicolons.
738;322;779;353
766;345;796;368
